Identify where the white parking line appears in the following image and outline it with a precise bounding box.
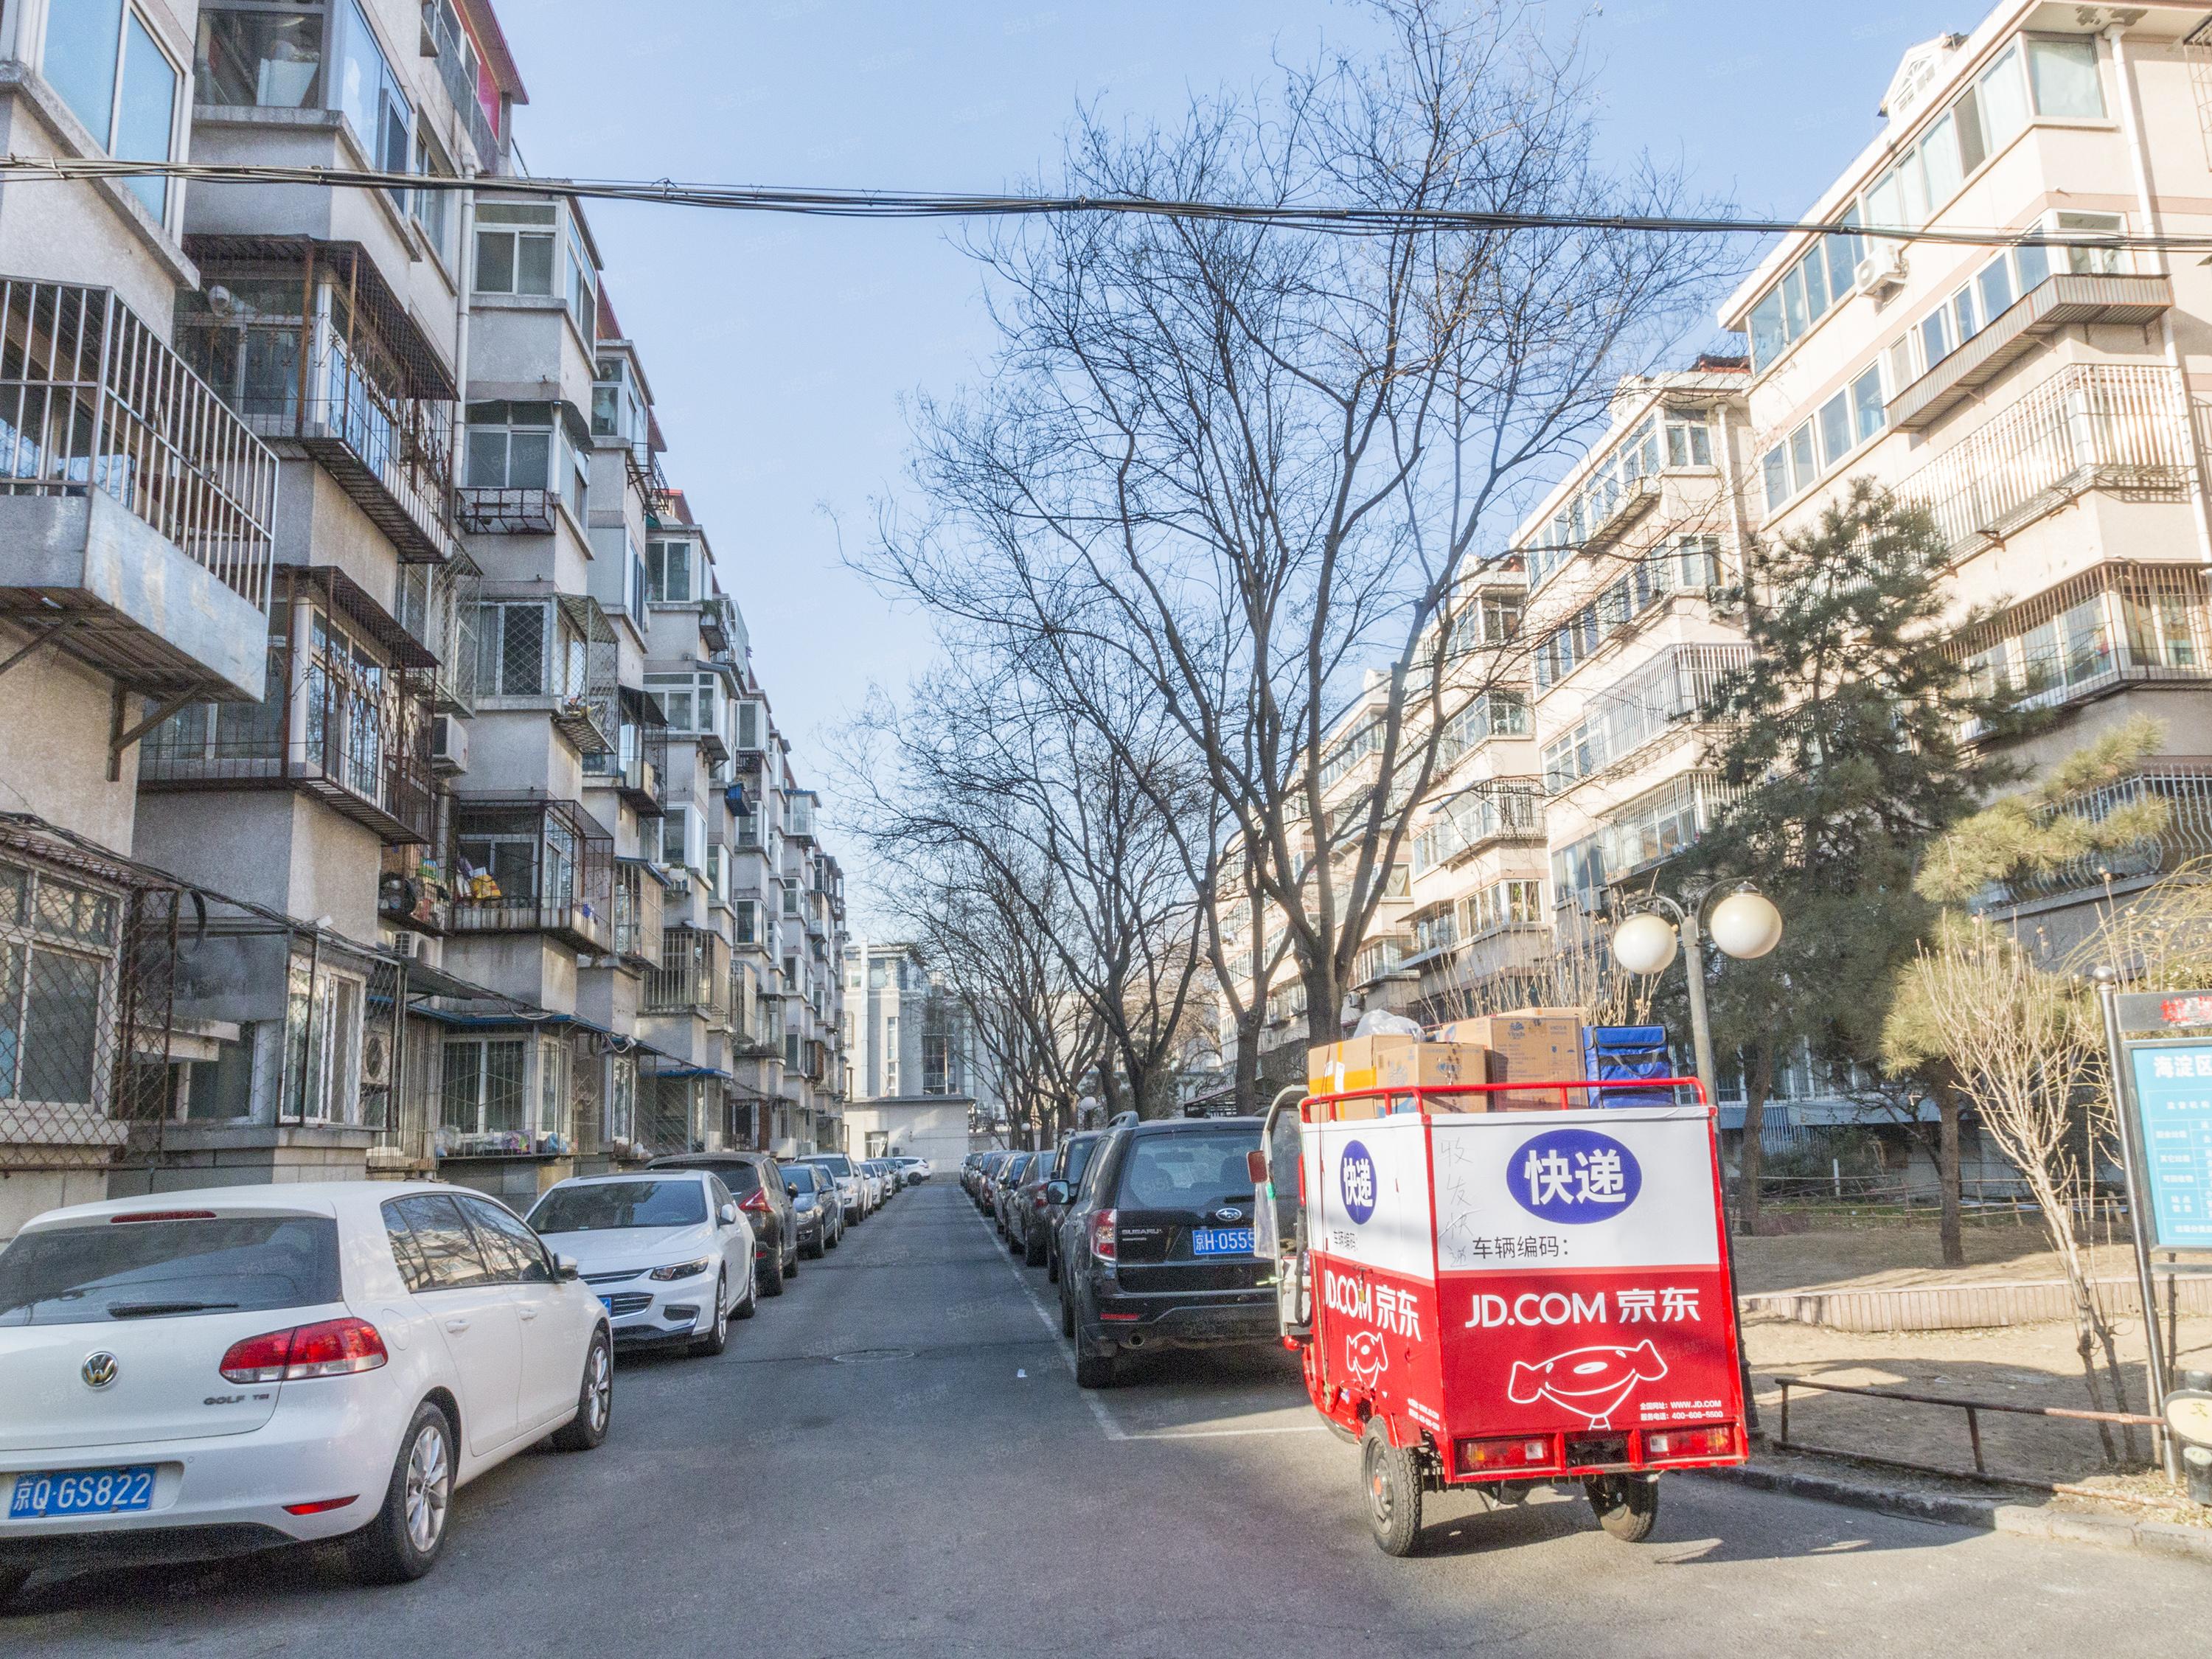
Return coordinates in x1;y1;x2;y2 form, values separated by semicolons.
971;1199;1326;1444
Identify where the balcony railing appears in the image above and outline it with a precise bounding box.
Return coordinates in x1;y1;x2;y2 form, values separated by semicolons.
449;794;615;953
1579;472;1662;556
457;487;556;534
1984;762;2212;906
1543;644;1753;792
138;568;437;846
646;925;728;1018
0;278;276;609
1897;364;2199;561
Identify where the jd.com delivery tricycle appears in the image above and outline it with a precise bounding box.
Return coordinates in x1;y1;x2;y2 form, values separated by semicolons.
1252;1074;1748;1555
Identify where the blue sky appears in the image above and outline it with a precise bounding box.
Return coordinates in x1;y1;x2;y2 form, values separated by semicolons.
498;0;1945;860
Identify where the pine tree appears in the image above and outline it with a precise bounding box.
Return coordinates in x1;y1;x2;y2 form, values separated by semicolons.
1674;480;2035;1242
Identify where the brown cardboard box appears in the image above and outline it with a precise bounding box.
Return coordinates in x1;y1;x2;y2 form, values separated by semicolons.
1434;1014;1586;1107
1310;1036;1496;1108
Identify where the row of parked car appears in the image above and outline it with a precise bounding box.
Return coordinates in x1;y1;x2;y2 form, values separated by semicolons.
963;1116;1274;1389
0;1151;931;1606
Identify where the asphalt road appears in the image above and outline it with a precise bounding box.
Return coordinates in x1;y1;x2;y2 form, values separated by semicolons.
10;1182;2206;1656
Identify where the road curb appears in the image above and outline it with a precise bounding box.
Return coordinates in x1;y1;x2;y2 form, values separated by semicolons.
1691;1460;2212;1565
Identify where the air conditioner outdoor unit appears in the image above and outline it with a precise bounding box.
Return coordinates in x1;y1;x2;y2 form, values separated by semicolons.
1854;245;1908;299
431;714;468;775
361;1026;394;1088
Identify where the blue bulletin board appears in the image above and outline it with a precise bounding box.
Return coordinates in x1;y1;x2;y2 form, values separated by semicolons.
2129;1043;2212;1250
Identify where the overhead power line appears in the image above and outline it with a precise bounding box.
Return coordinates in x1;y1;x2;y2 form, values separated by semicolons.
1;152;2200;254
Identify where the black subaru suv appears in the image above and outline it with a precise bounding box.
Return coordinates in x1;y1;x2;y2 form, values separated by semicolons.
1056;1116;1273;1388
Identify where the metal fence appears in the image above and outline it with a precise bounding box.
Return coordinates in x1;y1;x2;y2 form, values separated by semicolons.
1898;362;2198;558
0;278;275;606
0;818;180;1173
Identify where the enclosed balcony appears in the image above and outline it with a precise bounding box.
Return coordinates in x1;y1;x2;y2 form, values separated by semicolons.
613;858;669;970
646;925;728;1020
1899;364;2199;562
582;687;669;815
474;590;619;754
178;243;460;564
138;568;437;845
0;278;276;702
449;794;615;953
1956;561;2211;736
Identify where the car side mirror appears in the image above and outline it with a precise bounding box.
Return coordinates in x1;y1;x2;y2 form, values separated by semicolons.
1247;1149;1269;1184
557;1254;581;1281
720;1202;740;1226
1046;1181;1071;1203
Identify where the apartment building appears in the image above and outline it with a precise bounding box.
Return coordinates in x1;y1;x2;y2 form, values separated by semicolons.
839;939;993;1169
0;0;851;1230
1720;2;2212;943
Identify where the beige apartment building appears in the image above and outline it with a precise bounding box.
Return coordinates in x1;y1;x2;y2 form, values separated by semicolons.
1722;1;2212;944
0;0;849;1234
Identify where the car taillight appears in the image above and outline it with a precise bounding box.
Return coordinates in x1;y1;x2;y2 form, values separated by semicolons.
1644;1424;1735;1461
1455;1435;1552;1475
220;1317;388;1383
740;1188;772;1213
1091;1208;1117;1263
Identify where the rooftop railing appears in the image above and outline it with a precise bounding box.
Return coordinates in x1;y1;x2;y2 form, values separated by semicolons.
0;279;275;608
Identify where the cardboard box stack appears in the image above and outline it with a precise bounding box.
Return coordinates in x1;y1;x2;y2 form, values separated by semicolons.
1433;1008;1587;1108
1306;1034;1492;1113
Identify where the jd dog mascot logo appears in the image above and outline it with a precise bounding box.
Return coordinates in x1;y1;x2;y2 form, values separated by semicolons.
1509;1127;1640;1223
1338;1139;1377;1224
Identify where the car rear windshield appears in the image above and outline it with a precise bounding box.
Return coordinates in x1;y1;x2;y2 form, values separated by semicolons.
529;1180;706;1232
664;1161;760;1197
1063;1139;1099;1187
779;1165;818;1193
0;1214;341;1326
1119;1133;1259;1211
808;1155;855;1178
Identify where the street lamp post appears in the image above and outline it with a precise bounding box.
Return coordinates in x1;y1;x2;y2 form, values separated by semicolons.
1607;879;1784;1439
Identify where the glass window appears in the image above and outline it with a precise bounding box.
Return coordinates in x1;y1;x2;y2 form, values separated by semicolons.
2014;238;2052;292
1761;448;1788;514
1919;111;1961;209
1799;249;1831;323
1850;363;1886;443
439;1037;526;1135
1953;86;1987;175
1951;286;1978;344
338;0;407;172
1779;264;1809;338
2028;38;2104;119
0;1214;341;1326
388;1194;496;1290
115;13;178;220
1748;291;1785;369
475;203;557;296
1864;166;1906;232
1919;307;1952;369
414;128;455;265
2056;211;2124;276
1823;211;1863;303
1817;391;1852;469
1978;46;2029;147
1976;254;2014;323
646;539;691;603
466;402;554;489
1787;422;1816;493
46;0;124;142
195;6;324;108
528;1179;709;1233
459;1195;554;1283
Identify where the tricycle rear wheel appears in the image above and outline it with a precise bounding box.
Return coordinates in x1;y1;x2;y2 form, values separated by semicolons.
1585;1472;1659;1541
1360;1419;1424;1557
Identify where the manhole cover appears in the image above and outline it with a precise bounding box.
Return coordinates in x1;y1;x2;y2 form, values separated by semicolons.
831;1348;916;1364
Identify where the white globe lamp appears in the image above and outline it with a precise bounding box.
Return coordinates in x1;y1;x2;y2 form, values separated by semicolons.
1610;912;1680;977
1710;890;1784;961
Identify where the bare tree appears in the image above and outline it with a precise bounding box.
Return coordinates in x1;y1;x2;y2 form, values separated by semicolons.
862;0;1728;1053
1902;916;2140;1460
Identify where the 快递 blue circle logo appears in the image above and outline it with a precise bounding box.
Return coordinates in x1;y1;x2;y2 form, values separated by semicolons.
1340;1140;1377;1224
1509;1127;1641;1224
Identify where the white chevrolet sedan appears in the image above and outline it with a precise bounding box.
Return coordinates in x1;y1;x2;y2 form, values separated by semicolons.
526;1172;755;1353
0;1182;610;1603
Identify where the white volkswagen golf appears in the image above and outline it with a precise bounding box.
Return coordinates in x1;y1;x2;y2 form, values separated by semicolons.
525;1172;755;1353
0;1182;610;1602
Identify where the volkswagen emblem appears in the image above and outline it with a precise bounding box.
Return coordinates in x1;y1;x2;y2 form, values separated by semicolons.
1212;1207;1245;1222
81;1351;119;1390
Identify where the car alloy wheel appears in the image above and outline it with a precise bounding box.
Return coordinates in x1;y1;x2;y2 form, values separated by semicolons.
403;1418;452;1554
584;1339;612;1435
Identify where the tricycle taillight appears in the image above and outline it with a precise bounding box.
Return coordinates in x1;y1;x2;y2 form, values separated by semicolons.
1091;1208;1118;1263
1644;1424;1736;1461
1455;1434;1552;1475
